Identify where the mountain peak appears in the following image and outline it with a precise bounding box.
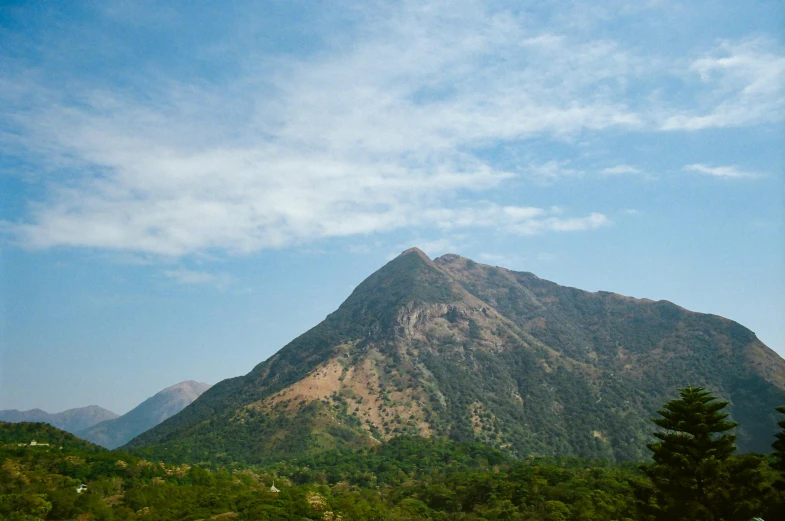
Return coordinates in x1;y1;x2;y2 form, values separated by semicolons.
126;250;785;463
80;380;212;449
339;244;458;317
399;247;431;261
435;253;461;262
160;380;211;395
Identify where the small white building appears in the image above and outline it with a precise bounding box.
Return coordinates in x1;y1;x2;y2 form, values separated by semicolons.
76;484;87;494
270;482;279;493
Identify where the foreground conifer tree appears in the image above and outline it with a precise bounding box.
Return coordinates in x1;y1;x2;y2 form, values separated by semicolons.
632;386;767;521
774;406;785;473
769;406;785;520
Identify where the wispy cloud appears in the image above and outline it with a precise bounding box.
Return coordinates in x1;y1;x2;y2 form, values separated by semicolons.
420;205;611;234
527;161;584;184
163;268;236;289
518;212;611;234
477;252;513;266
2;2;630;256
661;38;785;131
1;2;781;257
684;163;760;179
601;165;642;176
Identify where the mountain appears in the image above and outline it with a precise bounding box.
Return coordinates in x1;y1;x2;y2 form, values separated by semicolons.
77;381;211;449
125;248;785;464
0;405;118;433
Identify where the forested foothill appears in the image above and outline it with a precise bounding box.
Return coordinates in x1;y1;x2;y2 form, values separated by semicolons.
2;388;784;521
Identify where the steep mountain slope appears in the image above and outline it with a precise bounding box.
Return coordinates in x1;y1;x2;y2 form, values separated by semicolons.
77;381;210;449
125;248;785;464
0;405;118;434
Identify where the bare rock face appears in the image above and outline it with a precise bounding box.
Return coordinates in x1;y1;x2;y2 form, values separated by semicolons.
77;381;211;449
124;248;785;464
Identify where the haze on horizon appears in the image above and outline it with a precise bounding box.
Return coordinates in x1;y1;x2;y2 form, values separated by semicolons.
1;0;783;415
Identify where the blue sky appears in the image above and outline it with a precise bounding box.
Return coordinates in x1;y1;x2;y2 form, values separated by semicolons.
1;0;783;415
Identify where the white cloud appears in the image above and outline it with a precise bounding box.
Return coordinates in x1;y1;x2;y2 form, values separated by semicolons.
599;165;659;181
163;268;236;289
477;252;512;266
1;2;781;257
601;165;642;176
420;205;611;234
684;163;760;179
513;212;612;234
4;2;632;256
526;161;584;184
661;38;785;130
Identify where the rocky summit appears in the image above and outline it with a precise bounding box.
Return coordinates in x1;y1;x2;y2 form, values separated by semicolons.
125;248;785;464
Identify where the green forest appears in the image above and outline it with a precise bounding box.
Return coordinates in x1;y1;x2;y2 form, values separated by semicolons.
2;388;784;521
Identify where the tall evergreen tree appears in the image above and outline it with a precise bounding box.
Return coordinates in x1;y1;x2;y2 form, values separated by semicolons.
633;386;767;521
774;405;785;473
762;406;785;521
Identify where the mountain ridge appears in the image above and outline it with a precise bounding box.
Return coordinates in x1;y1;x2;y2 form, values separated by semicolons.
77;380;211;449
125;248;785;463
0;405;118;434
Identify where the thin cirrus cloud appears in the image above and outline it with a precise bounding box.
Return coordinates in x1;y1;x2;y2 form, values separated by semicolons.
660;38;785;131
601;165;643;176
599;165;657;182
163;268;236;290
420;205;611;233
684;163;761;179
1;2;782;257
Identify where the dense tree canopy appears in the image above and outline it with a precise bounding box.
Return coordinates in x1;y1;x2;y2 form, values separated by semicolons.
3;392;784;521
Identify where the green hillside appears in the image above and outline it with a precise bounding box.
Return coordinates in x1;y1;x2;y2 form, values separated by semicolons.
0;422;104;454
125;248;785;464
3;392;784;520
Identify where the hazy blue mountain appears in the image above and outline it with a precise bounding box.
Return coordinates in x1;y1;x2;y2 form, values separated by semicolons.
0;405;118;433
125;248;785;464
78;381;211;449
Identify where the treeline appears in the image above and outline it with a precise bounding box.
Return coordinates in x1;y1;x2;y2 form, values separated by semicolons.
0;438;642;520
1;387;784;520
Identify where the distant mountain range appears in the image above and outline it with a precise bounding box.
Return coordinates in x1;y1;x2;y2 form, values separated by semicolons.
125;248;785;464
0;405;118;433
0;380;210;449
78;381;211;449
